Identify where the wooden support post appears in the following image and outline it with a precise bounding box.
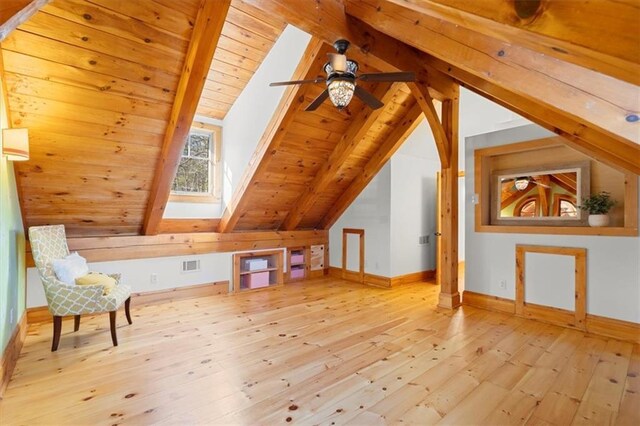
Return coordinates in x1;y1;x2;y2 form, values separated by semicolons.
437;88;460;310
142;0;231;235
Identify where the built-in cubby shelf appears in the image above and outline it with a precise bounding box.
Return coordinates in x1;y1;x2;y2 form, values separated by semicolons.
286;247;308;282
233;250;283;292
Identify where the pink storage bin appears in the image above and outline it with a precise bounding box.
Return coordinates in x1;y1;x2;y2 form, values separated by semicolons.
243;271;270;289
291;254;304;265
290;268;305;280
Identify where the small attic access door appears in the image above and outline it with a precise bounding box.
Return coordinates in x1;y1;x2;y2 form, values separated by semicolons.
342;228;364;283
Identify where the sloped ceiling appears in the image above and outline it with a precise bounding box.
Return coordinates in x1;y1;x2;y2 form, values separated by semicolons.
196;3;286;119
2;0;203;236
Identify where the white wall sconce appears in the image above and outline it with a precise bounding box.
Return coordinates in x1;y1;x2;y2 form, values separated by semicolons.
2;128;29;161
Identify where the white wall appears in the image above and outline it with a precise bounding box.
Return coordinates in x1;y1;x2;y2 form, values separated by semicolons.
222;25;311;208
329;163;392;277
464;124;640;323
389;120;440;276
26;247;288;308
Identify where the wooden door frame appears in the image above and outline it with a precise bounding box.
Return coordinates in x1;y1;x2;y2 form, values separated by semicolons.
342;228;365;283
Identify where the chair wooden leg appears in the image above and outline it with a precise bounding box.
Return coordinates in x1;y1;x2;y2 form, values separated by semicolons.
124;297;132;325
74;315;81;332
52;316;62;352
109;311;118;347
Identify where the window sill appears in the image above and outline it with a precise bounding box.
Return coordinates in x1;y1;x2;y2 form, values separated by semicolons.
475;225;638;237
169;194;220;204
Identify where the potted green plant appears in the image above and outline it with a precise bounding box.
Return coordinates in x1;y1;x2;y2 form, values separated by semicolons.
580;191;616;227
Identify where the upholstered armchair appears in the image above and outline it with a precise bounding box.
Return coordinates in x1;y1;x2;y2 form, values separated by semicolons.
29;225;132;351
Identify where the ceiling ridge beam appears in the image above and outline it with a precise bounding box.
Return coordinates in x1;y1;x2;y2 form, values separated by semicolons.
346;0;640;174
320;102;424;229
0;0;50;42
217;37;326;233
387;0;639;86
142;0;231;235
408;76;450;168
280;82;399;231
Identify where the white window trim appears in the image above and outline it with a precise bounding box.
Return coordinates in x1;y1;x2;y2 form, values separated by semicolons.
170;123;222;203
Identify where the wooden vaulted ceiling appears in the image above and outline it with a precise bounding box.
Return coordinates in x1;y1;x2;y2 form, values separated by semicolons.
1;0;638;238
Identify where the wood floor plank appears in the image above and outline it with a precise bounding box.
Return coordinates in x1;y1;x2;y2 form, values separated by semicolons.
0;278;636;425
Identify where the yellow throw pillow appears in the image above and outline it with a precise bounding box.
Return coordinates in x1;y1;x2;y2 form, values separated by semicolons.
75;272;117;296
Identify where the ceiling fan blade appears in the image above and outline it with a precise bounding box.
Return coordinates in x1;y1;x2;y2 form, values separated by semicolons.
269;77;325;87
353;86;384;110
305;89;330;111
358;72;416;82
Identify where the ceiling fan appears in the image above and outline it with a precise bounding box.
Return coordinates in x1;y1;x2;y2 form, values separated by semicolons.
503;176;552;191
269;39;416;112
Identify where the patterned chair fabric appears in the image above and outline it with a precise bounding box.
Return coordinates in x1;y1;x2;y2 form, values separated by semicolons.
29;225;132;316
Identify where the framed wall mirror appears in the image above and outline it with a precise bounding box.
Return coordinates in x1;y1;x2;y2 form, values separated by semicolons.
490;161;590;226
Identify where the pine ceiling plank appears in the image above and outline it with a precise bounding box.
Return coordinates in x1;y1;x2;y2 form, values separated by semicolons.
210;59;255;82
4;72;172;120
347;0;640;174
399;0;640;85
8;92;168;135
2;50;176;103
11;112;164;147
0;0;50;41
207;70;246;90
217;34;271;62
281;83;398;230
143;0;231;235
43;0;189;55
21;11;185;75
157;219;221;234
213;47;261;73
321;103;424;229
2;30;180;90
86;0;195;40
218;38;326;233
226;5;283;41
194;106;226;120
220;21;275;52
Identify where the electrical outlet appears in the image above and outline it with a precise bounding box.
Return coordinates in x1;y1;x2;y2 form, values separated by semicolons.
150;273;158;284
499;280;507;289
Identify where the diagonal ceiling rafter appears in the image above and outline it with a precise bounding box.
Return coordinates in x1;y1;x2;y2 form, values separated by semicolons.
280;82;400;231
218;37;326;233
346;0;640;174
320;102;424;229
0;0;50;42
142;0;231;235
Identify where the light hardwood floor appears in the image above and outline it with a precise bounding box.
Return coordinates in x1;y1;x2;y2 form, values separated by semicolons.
1;278;638;425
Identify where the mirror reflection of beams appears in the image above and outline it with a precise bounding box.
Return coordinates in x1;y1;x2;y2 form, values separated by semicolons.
490;160;590;227
499;170;579;218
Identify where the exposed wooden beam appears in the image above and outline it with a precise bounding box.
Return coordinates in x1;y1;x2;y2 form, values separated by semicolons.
238;0;456;101
437;90;460;310
347;0;640;174
0;0;50;42
408;78;449;167
280;83;397;231
397;0;640;86
537;175;551;216
320;102;423;229
142;0;230;235
217;37;326;233
157;219;221;234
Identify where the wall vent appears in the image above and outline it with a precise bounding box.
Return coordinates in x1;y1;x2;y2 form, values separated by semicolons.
182;259;200;273
418;235;430;245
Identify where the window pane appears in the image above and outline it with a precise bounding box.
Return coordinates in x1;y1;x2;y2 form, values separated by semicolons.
519;200;537;217
171;157;210;193
560;200;578;217
190;133;210;159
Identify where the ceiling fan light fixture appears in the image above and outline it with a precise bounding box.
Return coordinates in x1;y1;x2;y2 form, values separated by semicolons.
327;78;355;110
514;177;529;191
